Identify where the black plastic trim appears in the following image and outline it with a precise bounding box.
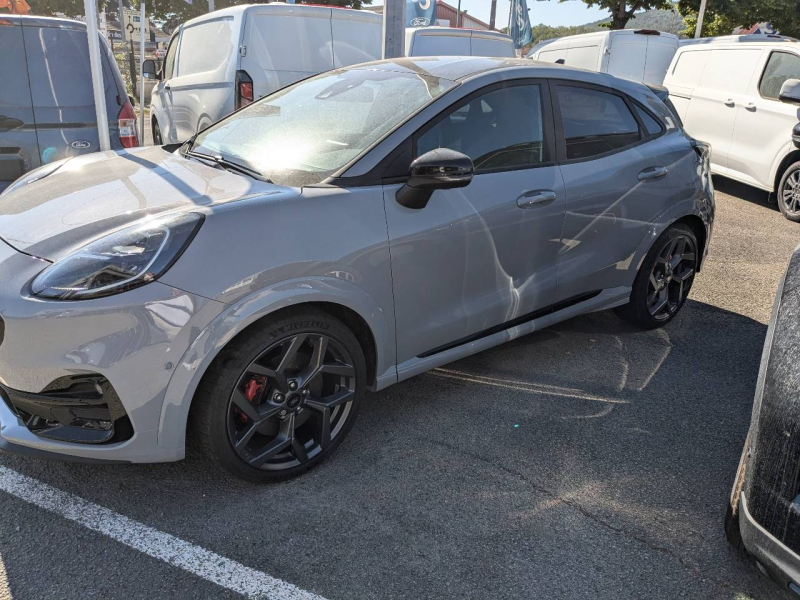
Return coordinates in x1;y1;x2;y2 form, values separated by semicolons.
0;436;127;464
418;291;602;358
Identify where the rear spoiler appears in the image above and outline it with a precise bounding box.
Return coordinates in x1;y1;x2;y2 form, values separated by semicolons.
646;83;669;102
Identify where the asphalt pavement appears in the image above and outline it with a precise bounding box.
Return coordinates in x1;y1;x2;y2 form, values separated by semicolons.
0;177;798;600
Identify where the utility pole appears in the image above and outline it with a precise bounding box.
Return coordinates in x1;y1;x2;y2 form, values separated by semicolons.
694;0;707;38
84;0;111;151
208;0;214;12
382;0;405;59
117;0;126;43
456;0;461;27
139;1;145;145
489;0;497;30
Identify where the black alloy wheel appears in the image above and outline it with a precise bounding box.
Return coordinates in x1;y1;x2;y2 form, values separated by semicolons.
228;333;356;471
191;309;365;482
615;223;698;329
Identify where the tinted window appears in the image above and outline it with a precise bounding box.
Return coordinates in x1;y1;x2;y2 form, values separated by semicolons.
556;85;640;160
24;27;114;109
634;104;663;137
0;23;32;110
163;35;178;79
416;85;546;172
760;52;800;100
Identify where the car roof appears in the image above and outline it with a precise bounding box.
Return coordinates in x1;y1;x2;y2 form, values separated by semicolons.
0;14;87;28
346;56;651;94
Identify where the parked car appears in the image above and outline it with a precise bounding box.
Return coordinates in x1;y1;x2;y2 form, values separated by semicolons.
0;15;137;193
406;26;514;58
726;245;800;595
144;3;383;145
663;37;800;221
526;29;679;86
0;57;713;481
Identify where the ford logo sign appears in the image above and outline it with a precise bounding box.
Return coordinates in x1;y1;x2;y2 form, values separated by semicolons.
70;140;91;149
410;17;430;26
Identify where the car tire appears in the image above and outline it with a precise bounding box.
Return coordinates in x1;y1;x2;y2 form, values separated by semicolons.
725;431;751;555
777;161;800;222
614;223;698;330
189;307;366;482
153;120;163;146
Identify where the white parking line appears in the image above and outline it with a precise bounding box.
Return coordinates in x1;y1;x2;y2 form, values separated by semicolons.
0;466;327;600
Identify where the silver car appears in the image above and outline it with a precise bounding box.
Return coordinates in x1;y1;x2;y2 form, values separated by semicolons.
0;57;714;481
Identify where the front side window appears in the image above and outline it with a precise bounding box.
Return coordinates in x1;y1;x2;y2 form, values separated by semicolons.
760;52;800;100
192;68;456;186
415;84;547;172
556;85;640;160
163;35;178;80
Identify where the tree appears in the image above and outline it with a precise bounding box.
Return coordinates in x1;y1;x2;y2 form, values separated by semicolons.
677;0;800;38
28;0;107;18
564;0;674;29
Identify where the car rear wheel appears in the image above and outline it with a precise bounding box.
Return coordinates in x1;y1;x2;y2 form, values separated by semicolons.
152;120;163;146
778;161;800;222
615;223;698;329
190;308;365;482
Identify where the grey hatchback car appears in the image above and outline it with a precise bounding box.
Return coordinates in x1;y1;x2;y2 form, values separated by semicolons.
0;57;713;481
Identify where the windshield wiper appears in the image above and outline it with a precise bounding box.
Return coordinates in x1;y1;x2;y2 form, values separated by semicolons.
186;150;272;183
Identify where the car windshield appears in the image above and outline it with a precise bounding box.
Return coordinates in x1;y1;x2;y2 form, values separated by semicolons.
190;68;457;187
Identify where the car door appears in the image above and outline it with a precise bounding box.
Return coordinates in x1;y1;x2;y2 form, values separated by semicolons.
728;49;800;190
151;32;180;143
0;19;39;192
682;47;763;174
553;82;680;302
384;81;566;364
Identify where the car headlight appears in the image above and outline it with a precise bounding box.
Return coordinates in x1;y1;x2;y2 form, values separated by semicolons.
0;159;70;198
31;212;204;300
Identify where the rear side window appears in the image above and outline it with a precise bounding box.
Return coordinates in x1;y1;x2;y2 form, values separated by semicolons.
669;50;710;88
556;85;640;160
633;104;663;137
760;52;800;100
24;27;113;108
0;23;32;110
163;35;178;79
176;18;234;77
415;84;547;172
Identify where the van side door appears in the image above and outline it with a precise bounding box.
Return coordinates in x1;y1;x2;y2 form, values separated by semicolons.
0;20;38;192
728;49;800;191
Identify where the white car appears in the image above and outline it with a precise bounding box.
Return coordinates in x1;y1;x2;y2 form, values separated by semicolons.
144;3;383;145
663;36;800;221
405;27;514;58
526;29;679;86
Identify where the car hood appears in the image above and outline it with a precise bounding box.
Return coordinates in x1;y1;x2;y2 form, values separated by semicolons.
0;147;297;261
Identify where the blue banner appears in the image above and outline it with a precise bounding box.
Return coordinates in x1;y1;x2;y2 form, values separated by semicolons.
509;0;533;49
407;0;436;28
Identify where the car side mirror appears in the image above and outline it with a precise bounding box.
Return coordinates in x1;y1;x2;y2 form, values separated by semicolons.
143;59;161;81
396;148;474;210
779;79;800;104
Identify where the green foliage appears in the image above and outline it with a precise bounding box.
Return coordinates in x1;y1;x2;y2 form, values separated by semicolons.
563;0;675;29
677;0;800;39
28;0;107;18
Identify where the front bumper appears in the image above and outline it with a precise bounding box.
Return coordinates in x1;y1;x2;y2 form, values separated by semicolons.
740;493;800;595
0;241;226;463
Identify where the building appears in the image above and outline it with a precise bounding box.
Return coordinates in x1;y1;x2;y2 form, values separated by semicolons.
365;1;496;31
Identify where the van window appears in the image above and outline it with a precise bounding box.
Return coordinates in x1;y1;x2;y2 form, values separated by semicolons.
416;84;546;172
24;27;113;108
556;85;640;160
176;18;234;77
331;16;381;67
413;33;470;57
669;50;710;88
163;35;179;79
0;24;32;111
701;49;762;94
471;36;514;58
759;52;800;100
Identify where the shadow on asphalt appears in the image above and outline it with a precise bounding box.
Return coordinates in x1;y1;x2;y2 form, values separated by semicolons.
713;175;775;211
0;299;786;599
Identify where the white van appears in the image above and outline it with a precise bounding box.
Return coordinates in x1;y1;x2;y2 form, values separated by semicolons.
663;36;800;220
145;3;382;144
526;29;679;85
405;27;515;58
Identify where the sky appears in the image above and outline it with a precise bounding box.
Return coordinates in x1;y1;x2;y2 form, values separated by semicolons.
373;0;611;29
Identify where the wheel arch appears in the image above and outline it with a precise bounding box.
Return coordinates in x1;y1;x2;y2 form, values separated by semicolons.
772;149;800;195
155;278;396;455
672;214;708;271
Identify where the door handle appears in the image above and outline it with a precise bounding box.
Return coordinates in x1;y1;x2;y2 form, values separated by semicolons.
745;102;757;110
164;83;171;91
517;190;557;208
638;166;668;181
724;98;735;107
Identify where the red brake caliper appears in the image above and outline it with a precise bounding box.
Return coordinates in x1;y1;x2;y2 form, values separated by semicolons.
235;376;266;422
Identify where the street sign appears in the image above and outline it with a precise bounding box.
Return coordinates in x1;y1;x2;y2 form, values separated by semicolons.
122;8;149;41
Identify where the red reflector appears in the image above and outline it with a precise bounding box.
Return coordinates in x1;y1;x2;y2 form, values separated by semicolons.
240;82;254;102
0;20;13;26
117;100;139;148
